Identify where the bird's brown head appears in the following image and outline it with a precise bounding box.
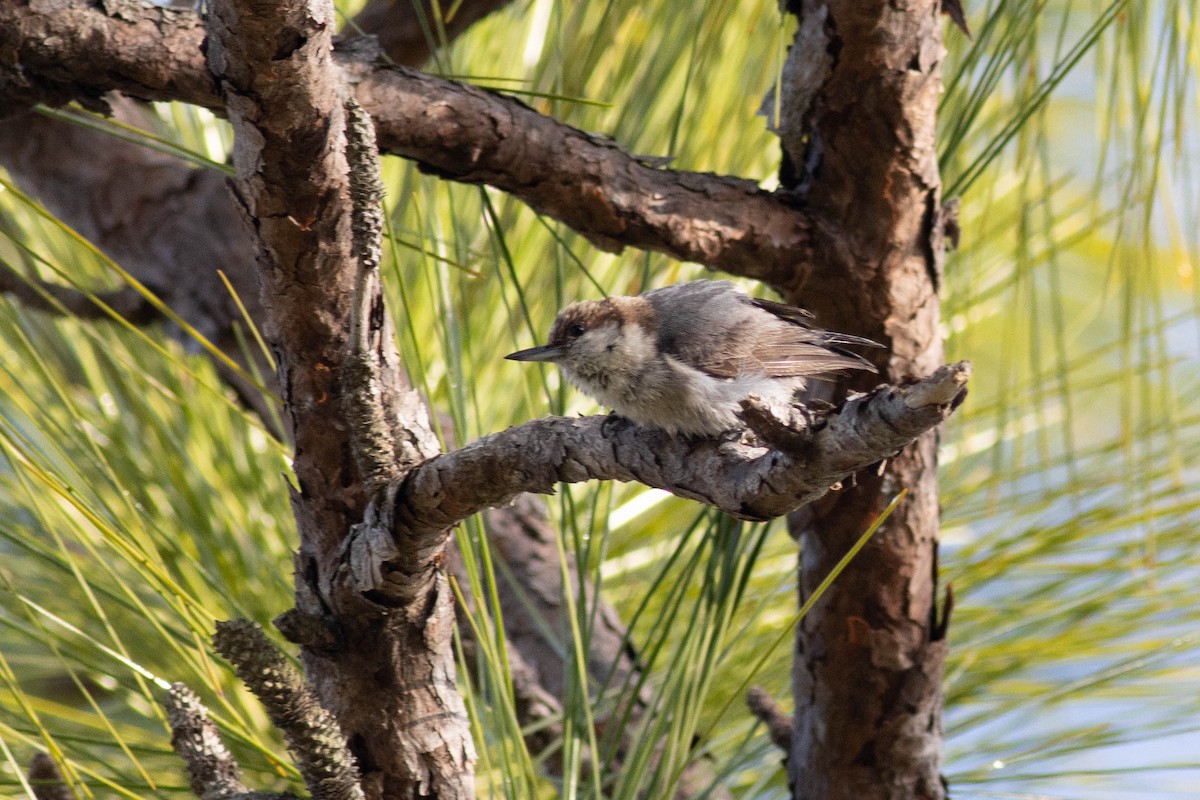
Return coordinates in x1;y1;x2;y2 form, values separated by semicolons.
506;297;656;367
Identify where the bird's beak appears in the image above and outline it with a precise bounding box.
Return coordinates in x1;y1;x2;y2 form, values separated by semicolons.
505;344;566;362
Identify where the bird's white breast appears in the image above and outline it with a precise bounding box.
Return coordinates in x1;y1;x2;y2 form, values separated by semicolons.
564;348;801;436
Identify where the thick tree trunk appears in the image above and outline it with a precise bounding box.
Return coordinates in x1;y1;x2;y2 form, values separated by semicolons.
777;2;950;798
204;0;475;793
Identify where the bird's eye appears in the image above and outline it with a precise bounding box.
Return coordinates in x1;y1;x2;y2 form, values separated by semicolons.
567;322;586;338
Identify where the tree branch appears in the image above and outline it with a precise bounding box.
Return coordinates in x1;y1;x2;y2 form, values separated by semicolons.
337;364;969;603
747;687;793;753
353;65;810;285
1;0;814;290
0;0;214;115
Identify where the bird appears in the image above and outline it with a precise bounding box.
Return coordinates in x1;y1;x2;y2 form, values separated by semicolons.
505;280;880;436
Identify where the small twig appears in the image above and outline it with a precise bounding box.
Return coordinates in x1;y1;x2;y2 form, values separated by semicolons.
941;0;973;38
212;620;365;800
746;686;793;753
27;753;72;800
164;682;250;800
738;395;813;453
933;583;955;641
273;607;340;651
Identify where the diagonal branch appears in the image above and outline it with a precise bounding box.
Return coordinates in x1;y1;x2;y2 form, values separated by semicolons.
353;65;810;285
1;0;813;290
338;363;970;602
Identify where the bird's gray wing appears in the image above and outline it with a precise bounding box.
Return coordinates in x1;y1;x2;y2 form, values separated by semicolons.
647;281;752;377
738;337;877;377
648;281;878;379
745;296;880;376
749;298;883;350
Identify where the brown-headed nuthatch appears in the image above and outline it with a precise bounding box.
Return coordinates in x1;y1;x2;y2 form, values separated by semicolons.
506;280;879;436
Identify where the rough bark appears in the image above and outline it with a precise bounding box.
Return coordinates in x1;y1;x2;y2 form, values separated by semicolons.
203;0;470;794
775;2;950;798
0;0;211;114
353;65;810;284
0;0;815;293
